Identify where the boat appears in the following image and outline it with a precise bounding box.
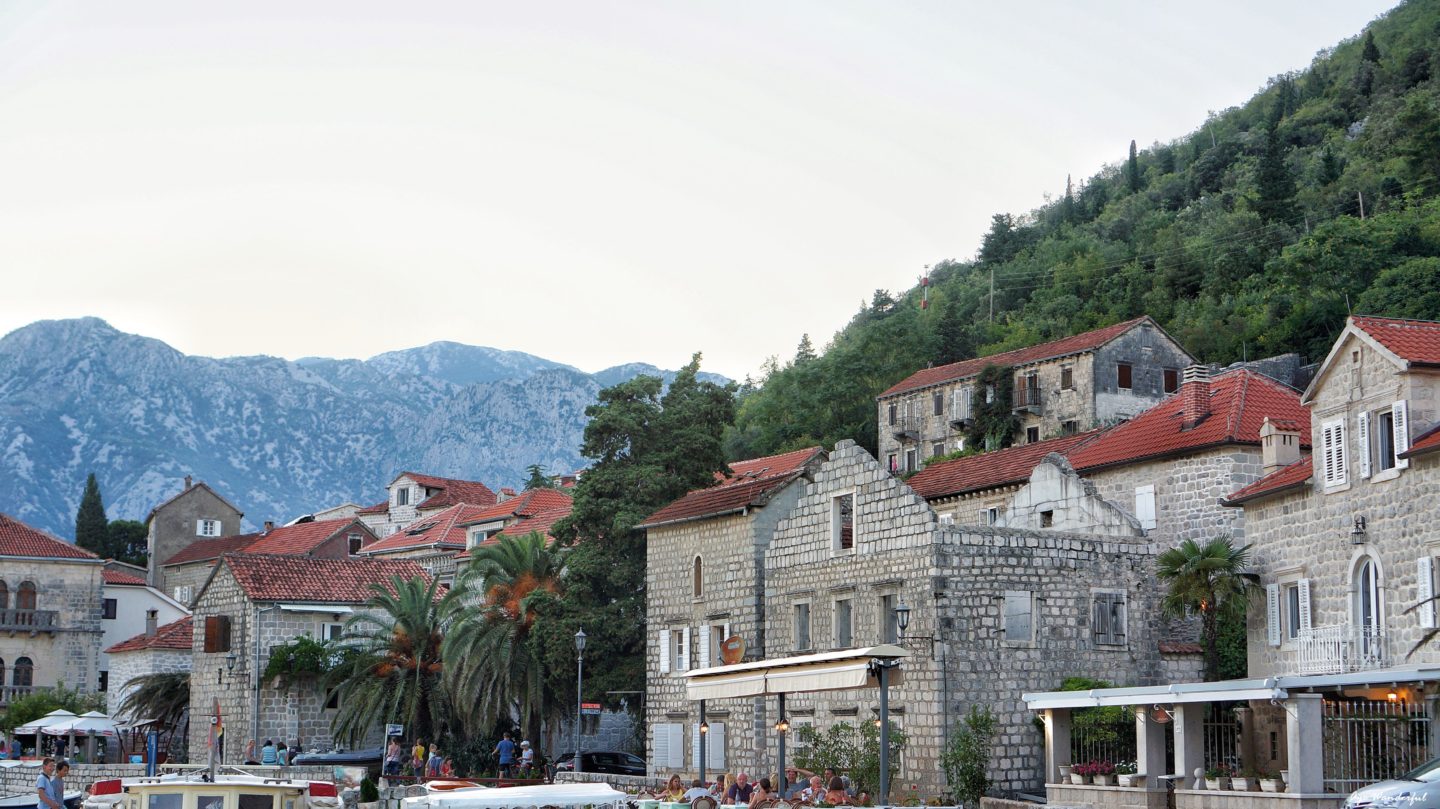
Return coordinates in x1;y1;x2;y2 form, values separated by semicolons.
402;783;626;809
0;790;85;809
81;774;340;809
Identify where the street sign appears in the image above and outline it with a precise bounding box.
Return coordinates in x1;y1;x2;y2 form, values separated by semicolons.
385;724;404;738
720;635;745;665
580;703;602;716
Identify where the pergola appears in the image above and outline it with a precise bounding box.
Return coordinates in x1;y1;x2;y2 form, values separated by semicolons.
684;644;909;801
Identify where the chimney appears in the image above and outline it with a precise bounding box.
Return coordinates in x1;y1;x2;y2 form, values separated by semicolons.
184;475;193;490
145;609;158;637
499;487;517;501
1260;417;1302;475
1181;365;1211;430
263;520;275;533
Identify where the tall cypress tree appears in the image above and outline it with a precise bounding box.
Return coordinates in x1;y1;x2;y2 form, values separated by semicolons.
1127;140;1141;193
75;473;109;555
1255;121;1298;223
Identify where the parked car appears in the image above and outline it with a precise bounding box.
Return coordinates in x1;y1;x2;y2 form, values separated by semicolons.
550;751;645;777
1345;756;1440;808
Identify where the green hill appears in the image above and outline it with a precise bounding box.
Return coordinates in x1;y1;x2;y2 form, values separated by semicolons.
726;0;1440;461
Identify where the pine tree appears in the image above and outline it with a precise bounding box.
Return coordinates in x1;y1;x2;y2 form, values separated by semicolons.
1361;31;1380;64
1059;174;1075;224
523;464;555;490
794;334;817;364
934;298;969;365
1255;121;1298;223
1127;140;1141;193
75;473;109;555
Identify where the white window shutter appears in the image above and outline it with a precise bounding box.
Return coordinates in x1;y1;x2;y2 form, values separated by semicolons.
1358;412;1372;479
679;626;691;671
1266;584;1282;647
1420;558;1436;630
659;629;671;674
691;724;701;770
722;621;731;641
1134;485;1156;531
1321;424;1335;485
1297;579;1312;632
698;625;711;669
1336;419;1349;485
668;724;684;768
1394;400;1410;469
654;723;670;770
708;722;725;769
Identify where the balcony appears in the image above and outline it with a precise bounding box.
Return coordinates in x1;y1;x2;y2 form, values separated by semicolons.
1012;384;1042;414
0;685;36;707
890;413;920;442
1294;623;1389;674
0;608;58;633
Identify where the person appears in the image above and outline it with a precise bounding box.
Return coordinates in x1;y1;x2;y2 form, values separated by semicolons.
243;740;258;766
260;739;278;766
493;732;516;777
711;773;733;799
661;775;686;801
276;741;288;766
682;779;711;802
823;777;848;805
439;758;455;779
725;773;753;804
800;776;825;802
412;740;426;781
746;778;772;809
52;761;70;801
10;738;21;760
519;740;534;773
36;758;62;809
782;769;806;800
384;738;403;776
426;744;443;779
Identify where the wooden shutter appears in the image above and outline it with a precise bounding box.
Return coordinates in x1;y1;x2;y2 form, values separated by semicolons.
1110;595;1126;645
659;629;671;674
708;722;725;769
1134;485;1156;531
1092;595;1109;644
1394;400;1410;469
654;723;672;769
204;615;231;653
1322;420;1349;487
1266;584;1281;647
1420;558;1436;630
1358;412;1372;479
667;724;684;768
1297;579;1312;632
679;626;691;671
698;625;711;669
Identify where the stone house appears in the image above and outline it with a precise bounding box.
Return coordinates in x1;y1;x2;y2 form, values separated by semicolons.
358;502;489;584
99;568;188;701
0;513;105;706
640;447;825;778
187;553;429;763
876;316;1194;473
159;517;379;606
356;472;498;538
106;614;193;736
145;477;245;593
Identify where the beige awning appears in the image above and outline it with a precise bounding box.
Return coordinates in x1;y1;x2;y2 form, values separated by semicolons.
685;644;909;701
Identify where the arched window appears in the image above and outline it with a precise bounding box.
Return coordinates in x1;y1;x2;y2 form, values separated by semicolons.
0;658;6;688
15;581;36;611
693;557;703;598
0;580;8;610
12;657;33;688
1353;557;1385;664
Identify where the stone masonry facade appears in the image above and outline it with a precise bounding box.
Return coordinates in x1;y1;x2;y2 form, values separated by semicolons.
147;483;243;593
109;645;192;724
1087;447;1266;549
0;557;104;697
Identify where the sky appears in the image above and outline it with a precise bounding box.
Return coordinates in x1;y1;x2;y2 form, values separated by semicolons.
0;1;1402;380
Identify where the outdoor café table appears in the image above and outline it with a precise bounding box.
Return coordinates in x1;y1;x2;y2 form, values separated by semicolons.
662;802;689;809
636;800;659;809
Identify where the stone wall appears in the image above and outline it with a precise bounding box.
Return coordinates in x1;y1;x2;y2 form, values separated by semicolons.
108;647;192;720
997;456;1143;537
927;485;1021;528
1088;447;1264;549
0;558;105;695
1092;324;1194;426
158;561;218;607
147;484;243;592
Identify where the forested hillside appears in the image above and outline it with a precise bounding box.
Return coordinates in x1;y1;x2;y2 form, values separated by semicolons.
725;0;1440;461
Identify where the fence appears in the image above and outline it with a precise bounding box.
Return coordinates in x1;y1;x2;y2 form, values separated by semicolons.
1202;704;1240;771
1068;706;1136;767
1323;698;1431;794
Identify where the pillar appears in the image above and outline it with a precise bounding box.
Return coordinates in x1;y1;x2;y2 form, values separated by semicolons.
1234;704;1254;772
1428;694;1440;760
1043;709;1071;785
1173;703;1205;789
1135;708;1168;788
1285;694;1324;794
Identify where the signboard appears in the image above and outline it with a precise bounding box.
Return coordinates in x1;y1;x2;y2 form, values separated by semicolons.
720;635;745;665
580;703;602;716
385;724;404;738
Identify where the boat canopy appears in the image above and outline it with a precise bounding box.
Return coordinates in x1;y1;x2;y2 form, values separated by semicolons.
403;783;627;809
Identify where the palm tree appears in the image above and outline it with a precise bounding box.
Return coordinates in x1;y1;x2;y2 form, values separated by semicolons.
326;575;455;746
444;531;565;747
1156;537;1256;681
118;672;190;760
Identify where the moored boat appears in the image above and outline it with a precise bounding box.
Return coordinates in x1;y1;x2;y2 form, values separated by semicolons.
81;775;339;809
403;782;626;809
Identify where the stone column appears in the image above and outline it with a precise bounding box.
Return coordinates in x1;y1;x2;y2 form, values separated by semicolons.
1428;694;1440;759
1043;709;1071;785
1285;694;1324;794
1136;708;1168;788
1234;704;1254;772
1173;703;1205;789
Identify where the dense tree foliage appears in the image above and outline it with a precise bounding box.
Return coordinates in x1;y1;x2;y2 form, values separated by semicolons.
75;473;108;555
728;1;1440;460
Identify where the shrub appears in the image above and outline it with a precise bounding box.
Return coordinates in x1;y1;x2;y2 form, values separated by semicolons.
941;706;995;807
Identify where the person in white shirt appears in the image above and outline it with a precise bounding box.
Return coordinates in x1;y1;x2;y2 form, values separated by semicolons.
681;779;712;801
520;741;535;772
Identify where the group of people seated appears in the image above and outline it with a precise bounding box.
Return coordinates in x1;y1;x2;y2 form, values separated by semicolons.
657;767;863;807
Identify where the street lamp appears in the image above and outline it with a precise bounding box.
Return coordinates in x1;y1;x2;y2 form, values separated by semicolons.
873;600;911;806
894;601;911;638
574;628;586;775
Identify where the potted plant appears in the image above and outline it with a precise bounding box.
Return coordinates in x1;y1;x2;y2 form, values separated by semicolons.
1232;768;1261;791
1090;761;1116;787
1070;762;1090;785
1115;762;1142;788
358;778;380;809
1204;765;1231;791
1259;769;1284;793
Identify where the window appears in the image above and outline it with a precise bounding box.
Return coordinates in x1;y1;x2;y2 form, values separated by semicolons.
954;438;966;452
196;519;220;537
693;556;703;598
904;448;917;472
173;585;193;604
1026;426;1040;444
888;454;898;473
932;392;944;416
832;493;855;552
98;670;109;692
1062;420;1078;435
1061;366;1074;390
932;442;946;458
239;794;277;809
102;598;117;619
707;622;729;665
1117;363;1133;391
880;594;899;645
16;581;36;611
1265;581;1311;646
1163;368;1180;394
1020;372;1039;406
13;656;33;687
1321;418;1349;487
887;403;897;426
395;486;410;506
1285;584;1302;640
1359;401;1411;479
147;795;182;809
196;797;225;809
348;533;363;555
1003;591;1033;644
835;599;853;648
320;622;345;642
671;628;691;671
953;387;971;420
1134;485;1156;531
1419;557;1438;631
1092;593;1126;646
795;603;812;651
979;507;998;526
0;659;5;687
984;385;995;404
0;581;8;609
652;723;684;769
1040;510;1054;527
203;615;232;653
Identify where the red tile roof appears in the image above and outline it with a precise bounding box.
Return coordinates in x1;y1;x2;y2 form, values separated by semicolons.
1402;423;1440;460
459;488;574;525
362;503;492;554
496;504;572;541
102;569;147;586
162;533;259;566
357;500;390;515
723;447;824;482
0;513;100;560
243;518;370;556
106;616;193;653
640;471;807;529
1067;370;1310;472
904;430;1108;500
879;317;1155;398
1220;457;1313;506
219;554;430;603
397;472;498;510
1353;316;1440;366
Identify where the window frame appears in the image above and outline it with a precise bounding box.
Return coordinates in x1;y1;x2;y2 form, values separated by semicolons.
1026;426;1040;444
879;593;899;645
794;602;812;652
831;491;856;554
102;598;118;620
1116;363;1133;391
1002;590;1035;646
1060;366;1074;390
834;598;854;649
1163;367;1180;394
1091;591;1127;647
932;391;944;416
692;556;704;599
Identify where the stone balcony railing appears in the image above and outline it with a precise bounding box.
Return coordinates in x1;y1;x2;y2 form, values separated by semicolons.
1294;623;1388;675
0;608;58;632
0;684;37;707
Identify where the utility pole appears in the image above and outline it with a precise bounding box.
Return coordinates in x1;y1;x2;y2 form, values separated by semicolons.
989;268;995;322
1358;191;1366;220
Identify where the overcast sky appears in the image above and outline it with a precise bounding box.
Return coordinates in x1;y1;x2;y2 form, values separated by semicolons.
0;1;1400;380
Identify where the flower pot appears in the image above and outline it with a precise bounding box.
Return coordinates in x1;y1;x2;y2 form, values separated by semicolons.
1279;770;1289;783
1205;778;1228;790
1070;773;1087;785
1259;779;1282;793
1230;778;1253;791
1093;775;1114;786
1116;775;1144;788
1057;765;1072;779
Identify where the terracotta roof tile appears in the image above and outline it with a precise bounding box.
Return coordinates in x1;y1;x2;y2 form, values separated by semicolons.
1067;370;1310;472
459;488;574;525
106;616;193;653
1353;316;1440;366
640;471;806;529
905;430;1108;500
220;554;430;603
362;503;493;554
723;447;824;482
879;317;1156;398
162;533;259;566
397;472;498;510
357;501;390;515
0;513;100;560
1221;458;1312;506
102;569;147;586
1402;423;1440;459
243;518;370;555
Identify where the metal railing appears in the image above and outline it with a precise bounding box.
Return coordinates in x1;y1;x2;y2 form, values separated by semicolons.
1012;385;1042;410
1203;705;1241;772
889;413;921;441
1295;624;1389;675
0;608;58;631
1324;698;1431;794
1068;708;1136;768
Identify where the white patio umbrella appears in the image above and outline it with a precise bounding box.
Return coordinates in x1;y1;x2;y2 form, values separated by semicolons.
43;712;118;763
14;709;76;735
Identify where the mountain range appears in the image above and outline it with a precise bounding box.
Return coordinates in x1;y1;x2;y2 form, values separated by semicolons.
0;318;727;539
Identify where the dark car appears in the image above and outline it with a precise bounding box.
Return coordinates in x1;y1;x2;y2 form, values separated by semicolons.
551;751;646;777
289;746;384;769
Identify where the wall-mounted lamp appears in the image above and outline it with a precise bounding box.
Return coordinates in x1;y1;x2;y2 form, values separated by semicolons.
699;721;710;735
219;651;237;684
1351;515;1368;544
1388;690;1399;702
895;602;911;638
774;718;790;733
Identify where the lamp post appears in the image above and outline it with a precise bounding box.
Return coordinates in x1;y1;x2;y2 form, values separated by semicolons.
774;703;790;796
698;715;709;785
875;600;913;806
574;628;586;775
